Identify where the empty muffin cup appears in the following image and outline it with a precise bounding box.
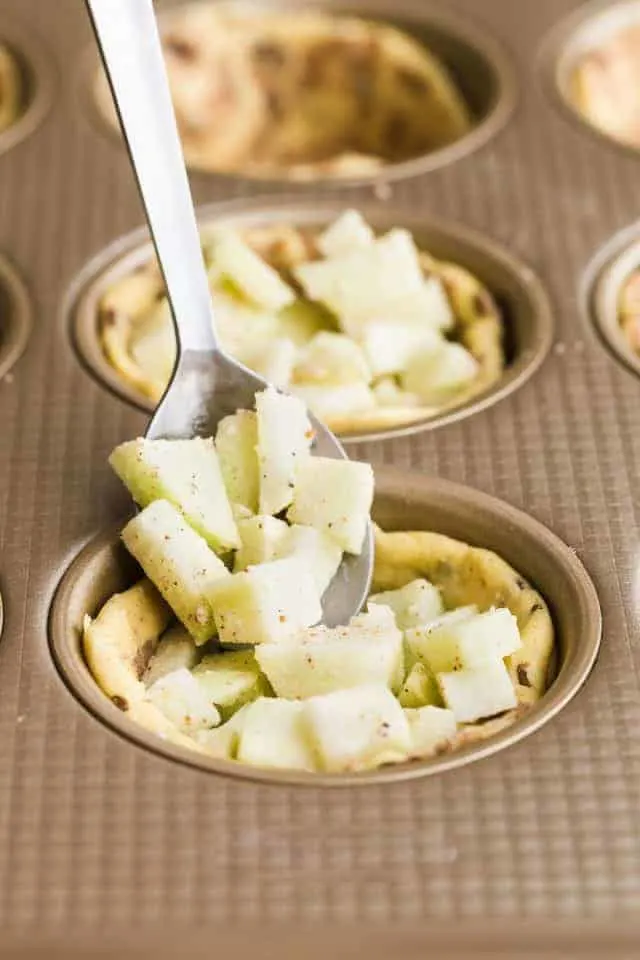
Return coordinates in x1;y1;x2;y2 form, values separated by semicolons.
49;469;601;786
586;225;640;379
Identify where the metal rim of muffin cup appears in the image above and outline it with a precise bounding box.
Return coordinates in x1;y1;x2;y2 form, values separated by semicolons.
0;16;55;159
584;223;640;381
48;469;602;787
0;253;33;382
82;0;518;187
67;197;555;444
538;0;640;159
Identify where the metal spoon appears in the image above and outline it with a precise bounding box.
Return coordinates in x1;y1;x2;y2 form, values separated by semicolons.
85;0;373;626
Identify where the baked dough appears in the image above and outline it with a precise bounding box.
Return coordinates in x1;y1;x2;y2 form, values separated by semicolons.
94;4;471;179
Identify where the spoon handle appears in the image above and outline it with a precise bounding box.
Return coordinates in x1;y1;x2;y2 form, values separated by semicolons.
85;0;219;354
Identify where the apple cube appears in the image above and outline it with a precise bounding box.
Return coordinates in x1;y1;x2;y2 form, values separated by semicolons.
372;378;422;409
110;436;239;553
277;524;343;596
211;230;295;311
276;298;334;347
289;382;376;420
370;276;454;332
398;662;444;709
130;300;176;389
369;578;444;629
407;607;521;674
317;210;375;259
303;685;411;773
145;667;221;733
122;500;230;644
405;606;478;669
256;386;314;515
208;557;322;646
405;705;457;757
193;701;252;758
144;624;200;687
360;322;442;378
215;410;260;514
255;607;403;699
287;456;373;554
402;341;479;404
293;332;371;385
295;229;425;336
236;698;316;771
193;650;270;720
233;515;290;571
249;336;296;389
437;660;518;723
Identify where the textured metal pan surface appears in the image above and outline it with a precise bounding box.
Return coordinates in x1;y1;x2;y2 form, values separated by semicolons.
0;13;55;159
1;0;640;947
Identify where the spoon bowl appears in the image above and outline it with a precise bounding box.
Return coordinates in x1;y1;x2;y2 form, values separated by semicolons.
85;0;373;626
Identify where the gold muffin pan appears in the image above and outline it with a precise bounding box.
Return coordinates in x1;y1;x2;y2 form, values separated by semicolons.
49;468;601;787
539;0;640;156
68;198;554;443
0;253;32;381
84;0;517;186
0;14;55;158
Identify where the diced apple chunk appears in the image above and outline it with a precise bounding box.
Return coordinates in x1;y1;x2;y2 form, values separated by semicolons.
194;702;251;758
256;386;314;515
371;276;454;332
369;579;444;629
144;624;200;687
110;436;239;553
122;500;230;644
372;378;422;409
437;660;518;723
193;650;269;719
249;337;296;389
277;524;342;596
256;607;403;699
276;299;334;346
402;341;479;404
130;300;176;388
398;662;443;708
361;323;442;378
295;229;426;337
236;698;316;771
303;685;411;773
211;230;295;311
145;667;221;733
208;557;322;646
289;382;376;420
288;457;373;554
233;515;290;571
405;606;478;670
407;607;521;674
405;706;457;757
317;210;375;259
293;332;371;385
215;410;259;514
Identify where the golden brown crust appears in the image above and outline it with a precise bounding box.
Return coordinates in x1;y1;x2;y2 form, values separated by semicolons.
372;528;555;707
619;268;640;354
94;4;471;179
0;43;22;134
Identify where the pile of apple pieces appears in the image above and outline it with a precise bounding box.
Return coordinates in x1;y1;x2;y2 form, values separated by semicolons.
134;210;481;420
105;386;522;774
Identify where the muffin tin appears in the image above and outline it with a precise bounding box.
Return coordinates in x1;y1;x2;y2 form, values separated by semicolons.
85;0;517;185
2;0;640;949
68;198;553;441
586;223;640;380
